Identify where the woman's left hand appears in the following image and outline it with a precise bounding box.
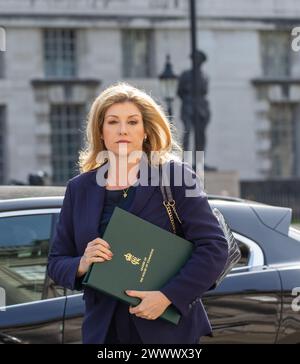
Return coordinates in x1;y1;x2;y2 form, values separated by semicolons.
126;290;172;320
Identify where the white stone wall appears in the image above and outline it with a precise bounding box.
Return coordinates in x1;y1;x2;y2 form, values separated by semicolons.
1;0;300;18
78;29;123;82
0;0;187;16
202;28;261;178
0;28;42;183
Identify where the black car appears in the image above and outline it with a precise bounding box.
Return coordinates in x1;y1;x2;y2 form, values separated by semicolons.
0;186;299;344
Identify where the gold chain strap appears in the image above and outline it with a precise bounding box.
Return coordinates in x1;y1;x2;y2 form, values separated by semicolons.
163;200;182;234
169;200;182;225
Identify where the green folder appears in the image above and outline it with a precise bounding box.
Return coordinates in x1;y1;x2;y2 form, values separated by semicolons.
83;207;193;325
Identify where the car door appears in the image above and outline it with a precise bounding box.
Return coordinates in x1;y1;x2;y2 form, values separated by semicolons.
46;213;84;344
0;210;66;344
60;291;84;344
201;232;282;344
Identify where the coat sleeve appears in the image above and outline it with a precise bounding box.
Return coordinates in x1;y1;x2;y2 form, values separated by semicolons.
47;180;83;291
160;162;228;317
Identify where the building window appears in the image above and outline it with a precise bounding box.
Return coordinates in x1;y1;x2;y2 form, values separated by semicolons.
0;51;4;78
44;29;77;78
0;106;6;184
268;103;294;177
260;31;291;78
50;105;84;184
122;29;155;78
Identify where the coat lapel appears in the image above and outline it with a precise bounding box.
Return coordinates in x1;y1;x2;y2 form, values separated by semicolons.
128;183;158;216
84;177;106;242
128;155;160;216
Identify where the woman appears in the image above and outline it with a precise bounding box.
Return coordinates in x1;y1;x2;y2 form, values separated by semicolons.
47;83;228;344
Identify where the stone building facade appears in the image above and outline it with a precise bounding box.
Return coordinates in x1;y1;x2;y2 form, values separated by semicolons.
0;0;300;184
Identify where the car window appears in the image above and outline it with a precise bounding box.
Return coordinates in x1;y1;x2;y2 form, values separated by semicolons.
0;213;52;306
235;240;250;267
45;213;81;297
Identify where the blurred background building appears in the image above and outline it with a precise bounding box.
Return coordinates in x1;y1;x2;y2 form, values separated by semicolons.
0;0;299;214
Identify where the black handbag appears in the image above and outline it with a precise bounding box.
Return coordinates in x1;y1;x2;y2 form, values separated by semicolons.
159;165;241;290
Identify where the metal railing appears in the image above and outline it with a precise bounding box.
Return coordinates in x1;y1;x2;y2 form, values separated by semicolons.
241;179;300;220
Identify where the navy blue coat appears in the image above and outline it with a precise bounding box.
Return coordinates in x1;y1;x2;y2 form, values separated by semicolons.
47;160;228;344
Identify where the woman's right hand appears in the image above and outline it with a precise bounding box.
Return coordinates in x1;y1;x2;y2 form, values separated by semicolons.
77;238;113;277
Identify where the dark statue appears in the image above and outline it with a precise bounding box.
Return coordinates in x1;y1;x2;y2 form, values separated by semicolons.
177;50;210;153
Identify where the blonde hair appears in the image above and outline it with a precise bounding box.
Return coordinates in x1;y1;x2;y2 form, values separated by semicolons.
78;82;183;173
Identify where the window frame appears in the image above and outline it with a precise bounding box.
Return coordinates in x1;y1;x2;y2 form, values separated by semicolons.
260;31;291;78
0;208;61;307
0;105;6;184
0;50;5;79
50;104;85;185
122;28;156;78
43;28;77;78
231;232;265;272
